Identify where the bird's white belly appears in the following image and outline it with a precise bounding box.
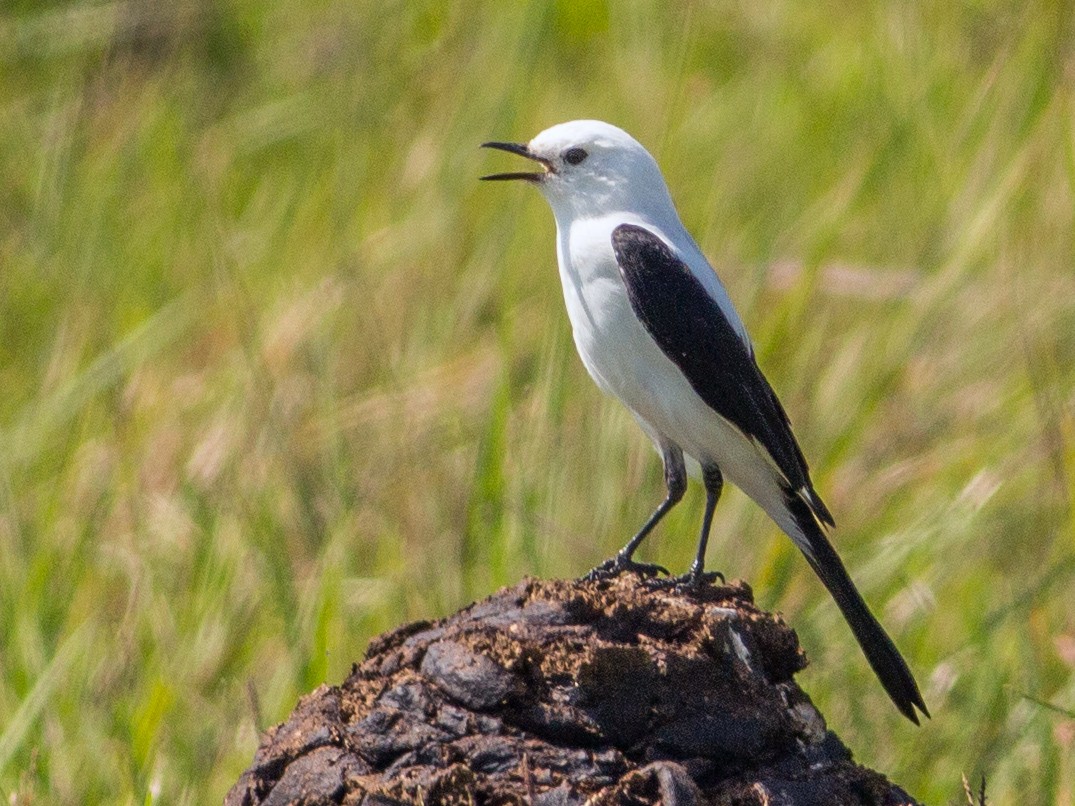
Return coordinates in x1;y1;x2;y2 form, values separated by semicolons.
559;263;719;456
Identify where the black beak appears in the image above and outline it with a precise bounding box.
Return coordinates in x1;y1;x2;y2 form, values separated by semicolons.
480;141;550;182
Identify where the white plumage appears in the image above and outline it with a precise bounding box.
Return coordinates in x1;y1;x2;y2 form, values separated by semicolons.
481;119;928;723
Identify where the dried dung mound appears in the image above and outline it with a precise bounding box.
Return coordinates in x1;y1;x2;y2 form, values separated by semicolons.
226;575;919;805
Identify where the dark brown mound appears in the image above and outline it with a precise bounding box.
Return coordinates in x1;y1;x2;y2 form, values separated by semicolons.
226;575;919;805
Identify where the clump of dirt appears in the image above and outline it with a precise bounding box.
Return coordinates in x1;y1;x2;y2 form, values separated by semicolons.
226;575;919;805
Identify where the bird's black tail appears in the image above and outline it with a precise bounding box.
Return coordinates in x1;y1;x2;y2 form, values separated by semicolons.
785;493;929;724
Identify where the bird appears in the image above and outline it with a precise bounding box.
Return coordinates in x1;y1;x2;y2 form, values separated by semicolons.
479;119;929;724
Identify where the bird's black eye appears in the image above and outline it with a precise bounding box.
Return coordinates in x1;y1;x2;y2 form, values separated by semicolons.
563;147;588;166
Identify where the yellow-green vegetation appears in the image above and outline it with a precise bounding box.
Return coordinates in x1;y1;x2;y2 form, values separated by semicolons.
2;1;1073;802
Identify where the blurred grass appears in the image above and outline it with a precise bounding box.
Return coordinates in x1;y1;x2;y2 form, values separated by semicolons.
0;0;1073;802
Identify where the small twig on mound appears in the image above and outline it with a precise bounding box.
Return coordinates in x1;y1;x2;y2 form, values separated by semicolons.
226;575;920;805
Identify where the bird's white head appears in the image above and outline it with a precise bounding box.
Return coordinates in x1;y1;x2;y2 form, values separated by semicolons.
482;120;677;224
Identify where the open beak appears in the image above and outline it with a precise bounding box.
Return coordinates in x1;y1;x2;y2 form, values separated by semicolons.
480;141;551;182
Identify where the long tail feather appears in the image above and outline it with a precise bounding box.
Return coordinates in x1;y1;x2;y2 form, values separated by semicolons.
785;494;929;724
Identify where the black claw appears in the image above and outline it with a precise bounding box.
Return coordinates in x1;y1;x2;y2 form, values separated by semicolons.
645;568;726;590
688;569;726;587
583;555;669;582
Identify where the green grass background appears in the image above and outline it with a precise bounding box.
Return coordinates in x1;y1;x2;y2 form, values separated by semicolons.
2;1;1074;802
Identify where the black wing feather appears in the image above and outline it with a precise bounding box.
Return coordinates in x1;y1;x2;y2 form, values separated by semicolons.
613;225;931;722
612;223;832;525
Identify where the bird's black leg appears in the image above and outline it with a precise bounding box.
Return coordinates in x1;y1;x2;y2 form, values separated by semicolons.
674;463;726;587
585;445;686;580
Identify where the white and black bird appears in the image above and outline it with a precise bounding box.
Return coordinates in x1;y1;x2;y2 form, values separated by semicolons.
481;119;928;724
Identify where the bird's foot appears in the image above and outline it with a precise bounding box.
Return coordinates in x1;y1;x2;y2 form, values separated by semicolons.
646;563;725;590
583;553;669;582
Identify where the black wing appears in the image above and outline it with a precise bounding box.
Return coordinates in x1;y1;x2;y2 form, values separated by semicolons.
612;223;833;526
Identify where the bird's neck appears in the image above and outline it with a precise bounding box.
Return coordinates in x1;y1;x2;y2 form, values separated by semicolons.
552;205;690;257
544;178;680;226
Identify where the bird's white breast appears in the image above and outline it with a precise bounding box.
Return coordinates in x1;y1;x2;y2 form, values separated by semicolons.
554;215;714;445
555;214;659;398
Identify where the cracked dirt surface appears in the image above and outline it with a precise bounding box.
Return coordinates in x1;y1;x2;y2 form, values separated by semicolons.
225;575;919;805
